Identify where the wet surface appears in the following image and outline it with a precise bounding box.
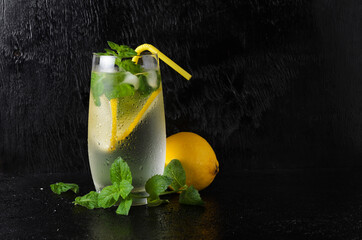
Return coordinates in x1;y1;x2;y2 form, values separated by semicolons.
1;169;362;239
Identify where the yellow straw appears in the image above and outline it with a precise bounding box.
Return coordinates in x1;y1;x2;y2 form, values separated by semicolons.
132;44;192;80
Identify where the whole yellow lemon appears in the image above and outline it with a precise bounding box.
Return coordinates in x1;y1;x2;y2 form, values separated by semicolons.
165;132;219;191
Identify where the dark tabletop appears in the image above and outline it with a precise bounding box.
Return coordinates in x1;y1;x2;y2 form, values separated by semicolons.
1;169;362;240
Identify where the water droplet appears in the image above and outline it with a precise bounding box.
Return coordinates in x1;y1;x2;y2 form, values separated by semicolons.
97;142;100;145
139;165;143;170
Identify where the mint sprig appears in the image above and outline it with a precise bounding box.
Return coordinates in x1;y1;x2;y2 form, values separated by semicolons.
145;175;173;199
106;41;137;58
50;159;204;215
110;157;132;184
99;41;139;73
145;159;204;207
179;186;204;206
91;42;160;106
163;159;187;191
116;196;133;215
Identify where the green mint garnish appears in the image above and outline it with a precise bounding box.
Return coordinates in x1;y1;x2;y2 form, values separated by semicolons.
110;157;133;184
104;41;138;72
144;159;203;206
116;196;133;215
117;180;134;199
51;158;203;215
147;198;169;207
163;159;187;191
138;74;154;96
179;186;204;206
98;184;122;208
145;175;173;203
118;59;143;74
50;182;79;195
91;42;160;106
106;41;137;58
73;191;99;209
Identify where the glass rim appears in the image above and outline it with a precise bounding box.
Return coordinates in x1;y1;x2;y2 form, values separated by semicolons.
92;52;158;59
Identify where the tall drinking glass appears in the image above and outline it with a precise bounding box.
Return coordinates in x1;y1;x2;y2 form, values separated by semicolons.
88;53;166;205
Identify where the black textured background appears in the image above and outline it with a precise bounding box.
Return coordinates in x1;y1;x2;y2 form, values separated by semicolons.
1;0;362;174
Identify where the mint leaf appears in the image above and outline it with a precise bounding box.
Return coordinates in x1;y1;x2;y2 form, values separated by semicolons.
110;157;132;184
147;198;169;207
107;41;120;51
97;72;135;100
98;185;121;208
118;180;134;199
104;48;117;56
104;83;135;100
163;159;186;191
179;186;204;206
116;196;132;215
145;175;173;200
117;83;135;97
73;191;99;209
138;75;153;96
90;72;104;106
118;59;143;74
50;182;79;195
116;45;137;58
107;42;136;58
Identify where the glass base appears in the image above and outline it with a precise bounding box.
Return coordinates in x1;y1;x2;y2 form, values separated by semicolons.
131;191;148;206
95;186;148;206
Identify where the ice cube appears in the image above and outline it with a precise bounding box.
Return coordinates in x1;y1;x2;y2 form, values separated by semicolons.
146;70;158;88
99;56;116;73
141;55;157;70
122;72;140;90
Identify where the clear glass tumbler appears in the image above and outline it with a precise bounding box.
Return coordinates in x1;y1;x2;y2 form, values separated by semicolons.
88;53;166;205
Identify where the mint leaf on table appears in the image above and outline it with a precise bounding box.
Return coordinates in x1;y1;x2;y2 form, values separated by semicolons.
73;191;99;209
116;196;133;215
98;185;121;208
99;157;134;209
179;186;204;206
118;180;134;199
147;198;169;207
145;175;173;200
110;157;132;184
163;159;186;191
50;182;79;195
145;175;172;207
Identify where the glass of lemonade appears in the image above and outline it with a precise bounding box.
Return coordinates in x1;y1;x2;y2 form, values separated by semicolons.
88;53;166;205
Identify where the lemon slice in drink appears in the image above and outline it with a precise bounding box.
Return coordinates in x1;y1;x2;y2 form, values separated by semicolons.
108;88;161;151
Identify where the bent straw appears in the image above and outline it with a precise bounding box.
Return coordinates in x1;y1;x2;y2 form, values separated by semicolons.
132;44;192;80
